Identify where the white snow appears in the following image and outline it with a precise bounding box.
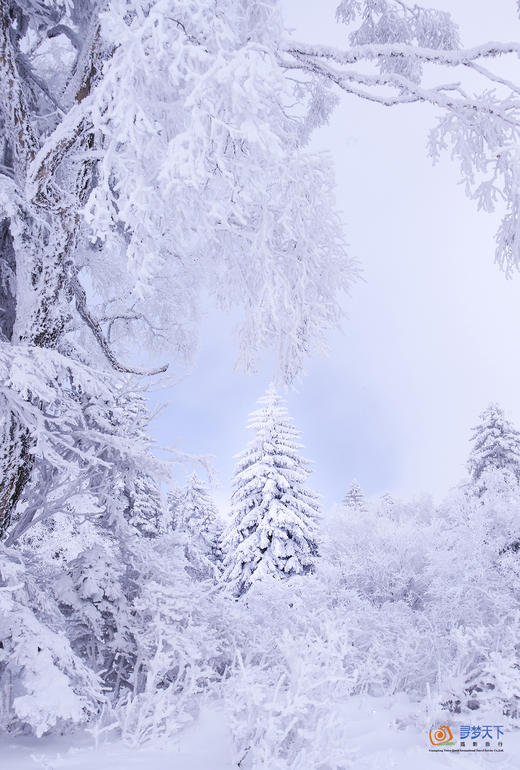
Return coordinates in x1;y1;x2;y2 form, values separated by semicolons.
3;698;520;770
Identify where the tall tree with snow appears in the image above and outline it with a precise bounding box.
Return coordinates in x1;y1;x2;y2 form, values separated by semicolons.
0;0;355;735
468;403;520;490
0;0;353;544
222;385;319;597
343;480;367;513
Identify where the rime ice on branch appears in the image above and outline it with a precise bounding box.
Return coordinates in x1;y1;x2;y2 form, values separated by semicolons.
280;0;520;275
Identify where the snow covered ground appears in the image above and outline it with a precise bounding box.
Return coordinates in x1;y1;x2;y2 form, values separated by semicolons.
3;698;520;770
0;706;233;770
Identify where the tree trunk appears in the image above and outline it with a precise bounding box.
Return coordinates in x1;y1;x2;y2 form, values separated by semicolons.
0;1;101;539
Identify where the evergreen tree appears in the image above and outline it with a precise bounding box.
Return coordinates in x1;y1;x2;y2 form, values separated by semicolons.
343;480;367;513
222;385;319;596
468;403;520;488
176;474;223;579
166;485;183;533
377;492;396;519
126;473;164;538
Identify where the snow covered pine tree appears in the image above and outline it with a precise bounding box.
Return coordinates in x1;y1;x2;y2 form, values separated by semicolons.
468;403;520;491
343;479;367;513
175;473;223;580
222;385;319;597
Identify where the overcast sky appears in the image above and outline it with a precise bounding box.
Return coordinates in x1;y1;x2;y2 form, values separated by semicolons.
151;1;520;512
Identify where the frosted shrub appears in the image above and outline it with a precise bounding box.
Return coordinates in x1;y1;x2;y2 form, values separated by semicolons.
0;546;102;737
323;497;435;609
224;578;358;770
433;617;520;719
114;536;231;745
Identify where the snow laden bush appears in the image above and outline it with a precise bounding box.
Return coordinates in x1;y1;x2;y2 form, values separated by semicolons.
222;577;358;770
221;576;439;769
425;467;520;719
112;535;232;745
0;545;102;736
324;494;436;609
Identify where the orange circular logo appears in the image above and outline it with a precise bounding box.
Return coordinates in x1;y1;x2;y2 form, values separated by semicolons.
429;725;454;745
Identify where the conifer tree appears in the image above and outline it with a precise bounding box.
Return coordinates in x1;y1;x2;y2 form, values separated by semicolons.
222;385;319;596
166;485;183;533
176;474;223;579
126;473;164;538
377;492;396;520
343;480;367;513
468;403;520;488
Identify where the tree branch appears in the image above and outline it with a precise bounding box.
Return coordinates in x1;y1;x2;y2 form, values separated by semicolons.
47;23;81;50
70;269;168;376
281;50;520;128
284;40;520;68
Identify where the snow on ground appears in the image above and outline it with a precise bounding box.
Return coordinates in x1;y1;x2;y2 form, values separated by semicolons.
2;698;520;770
0;707;233;770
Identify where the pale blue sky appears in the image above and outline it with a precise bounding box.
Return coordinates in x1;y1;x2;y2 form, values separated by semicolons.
150;1;520;513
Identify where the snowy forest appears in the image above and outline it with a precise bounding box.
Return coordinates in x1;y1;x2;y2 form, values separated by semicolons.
2;0;520;768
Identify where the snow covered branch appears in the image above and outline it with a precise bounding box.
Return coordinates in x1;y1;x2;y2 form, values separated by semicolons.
285;40;520;69
70;270;169;377
282;5;520;273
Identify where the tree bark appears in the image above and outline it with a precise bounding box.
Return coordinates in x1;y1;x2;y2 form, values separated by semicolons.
0;0;101;538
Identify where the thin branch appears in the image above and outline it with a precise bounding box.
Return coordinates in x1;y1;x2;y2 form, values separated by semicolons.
99;309;166;344
167;17;208;50
465;61;520;97
284;40;520;68
70;269;169;376
281;59;419;106
281;51;520;129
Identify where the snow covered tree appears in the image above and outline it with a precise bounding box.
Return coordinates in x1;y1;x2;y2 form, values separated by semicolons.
468;403;520;489
126;474;164;538
377;492;396;520
0;0;355;734
222;385;319;597
343;480;367;513
0;543;103;737
0;0;353;544
175;473;223;580
165;485;183;533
